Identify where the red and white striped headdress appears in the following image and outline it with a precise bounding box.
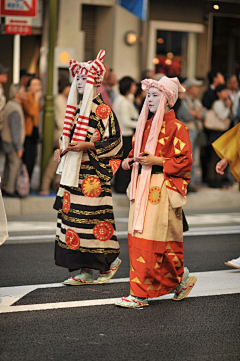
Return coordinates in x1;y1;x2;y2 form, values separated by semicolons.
62;49;106;144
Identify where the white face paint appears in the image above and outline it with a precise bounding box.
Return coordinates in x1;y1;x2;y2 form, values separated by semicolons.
147;87;162;113
76;73;87;94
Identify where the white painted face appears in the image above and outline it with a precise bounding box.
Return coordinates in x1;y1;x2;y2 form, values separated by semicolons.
76;73;87;94
147;87;162;113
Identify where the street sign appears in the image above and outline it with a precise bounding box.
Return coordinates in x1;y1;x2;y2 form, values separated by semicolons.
5;16;32;34
0;0;37;17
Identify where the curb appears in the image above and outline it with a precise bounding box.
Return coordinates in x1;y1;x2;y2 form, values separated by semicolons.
3;188;240;216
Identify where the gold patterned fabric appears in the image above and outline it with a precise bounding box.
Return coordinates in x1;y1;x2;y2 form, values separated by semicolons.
54;95;123;273
212;123;240;182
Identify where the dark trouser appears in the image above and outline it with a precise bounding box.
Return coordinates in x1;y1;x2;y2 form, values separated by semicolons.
114;135;132;194
22;136;37;181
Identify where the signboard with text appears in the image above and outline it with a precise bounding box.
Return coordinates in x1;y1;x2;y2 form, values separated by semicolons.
0;0;37;17
5;16;32;34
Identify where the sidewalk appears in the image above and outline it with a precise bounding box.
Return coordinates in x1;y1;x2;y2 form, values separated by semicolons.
2;184;240;216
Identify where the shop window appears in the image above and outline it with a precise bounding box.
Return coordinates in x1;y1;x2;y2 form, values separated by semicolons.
211;16;240;76
154;30;188;78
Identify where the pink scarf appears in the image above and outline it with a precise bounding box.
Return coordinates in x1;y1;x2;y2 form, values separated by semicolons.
130;77;185;234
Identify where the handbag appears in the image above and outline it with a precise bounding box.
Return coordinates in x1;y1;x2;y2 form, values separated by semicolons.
16;163;30;197
204;109;230;131
31;125;40;142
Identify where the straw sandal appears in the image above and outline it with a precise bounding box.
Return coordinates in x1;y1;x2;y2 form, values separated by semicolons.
115;295;149;308
172;267;197;301
97;258;121;284
62;269;93;286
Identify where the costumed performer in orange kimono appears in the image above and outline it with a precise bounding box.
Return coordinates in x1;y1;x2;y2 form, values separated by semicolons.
116;76;197;308
213;122;240;269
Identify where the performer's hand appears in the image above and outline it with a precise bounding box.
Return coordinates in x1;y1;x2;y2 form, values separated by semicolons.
67;142;85;152
91;131;100;143
122;158;133;170
216;158;228;175
67;142;95;152
135;154;163;167
54;149;61;162
17;150;23;159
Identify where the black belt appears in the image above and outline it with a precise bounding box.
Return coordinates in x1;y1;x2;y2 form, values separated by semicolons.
138;165;163;174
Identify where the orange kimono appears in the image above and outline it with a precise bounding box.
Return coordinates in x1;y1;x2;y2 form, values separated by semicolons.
128;110;192;298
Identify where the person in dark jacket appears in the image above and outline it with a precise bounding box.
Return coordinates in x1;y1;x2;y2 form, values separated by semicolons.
201;70;225;183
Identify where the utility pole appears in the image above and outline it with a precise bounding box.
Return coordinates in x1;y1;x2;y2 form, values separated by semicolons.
41;0;58;179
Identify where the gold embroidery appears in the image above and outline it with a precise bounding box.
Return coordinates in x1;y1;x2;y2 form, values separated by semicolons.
95;138;121;155
79;173;96;179
89;114;105;135
95;95;103;105
60;209;115;225
101;187;111;193
80;165;95;170
70;208;113;216
56;236;119;254
89;151;112;173
96;169;111;182
110;112;116;136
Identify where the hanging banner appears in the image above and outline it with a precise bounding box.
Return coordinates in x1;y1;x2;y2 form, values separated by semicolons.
119;0;148;21
0;0;37;17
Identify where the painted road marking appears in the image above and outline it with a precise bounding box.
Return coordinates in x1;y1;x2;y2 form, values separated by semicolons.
0;270;239;313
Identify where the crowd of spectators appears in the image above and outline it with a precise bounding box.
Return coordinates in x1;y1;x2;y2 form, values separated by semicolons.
0;62;239;197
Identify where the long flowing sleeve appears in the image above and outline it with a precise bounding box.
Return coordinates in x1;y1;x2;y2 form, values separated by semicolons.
162;121;193;196
212;123;240;182
88;110;123;181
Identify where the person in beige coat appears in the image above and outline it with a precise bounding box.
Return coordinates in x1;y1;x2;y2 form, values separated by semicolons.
1;84;26;197
39;80;71;195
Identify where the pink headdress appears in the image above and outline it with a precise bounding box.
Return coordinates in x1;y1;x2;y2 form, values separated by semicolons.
130;76;185;234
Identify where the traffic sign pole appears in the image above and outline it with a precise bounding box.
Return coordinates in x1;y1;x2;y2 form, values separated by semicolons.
41;0;58;180
13;33;20;83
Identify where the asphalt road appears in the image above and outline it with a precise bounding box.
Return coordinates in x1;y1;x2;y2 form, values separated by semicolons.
0;234;239;287
1;294;239;361
0;214;240;361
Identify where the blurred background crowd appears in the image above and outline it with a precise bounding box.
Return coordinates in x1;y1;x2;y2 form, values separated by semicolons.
0;0;240;197
0;63;239;197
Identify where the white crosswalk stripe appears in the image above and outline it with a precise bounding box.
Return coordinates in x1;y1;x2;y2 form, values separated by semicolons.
0;270;239;314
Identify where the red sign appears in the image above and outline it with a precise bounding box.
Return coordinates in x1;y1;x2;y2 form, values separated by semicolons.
5;16;32;35
5;24;31;35
0;0;37;17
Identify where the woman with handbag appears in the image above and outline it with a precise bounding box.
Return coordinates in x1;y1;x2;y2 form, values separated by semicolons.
204;84;232;188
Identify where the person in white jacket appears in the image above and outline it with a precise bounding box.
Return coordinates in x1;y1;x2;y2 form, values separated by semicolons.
113;76;138;193
39;80;71;195
208;84;232;188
